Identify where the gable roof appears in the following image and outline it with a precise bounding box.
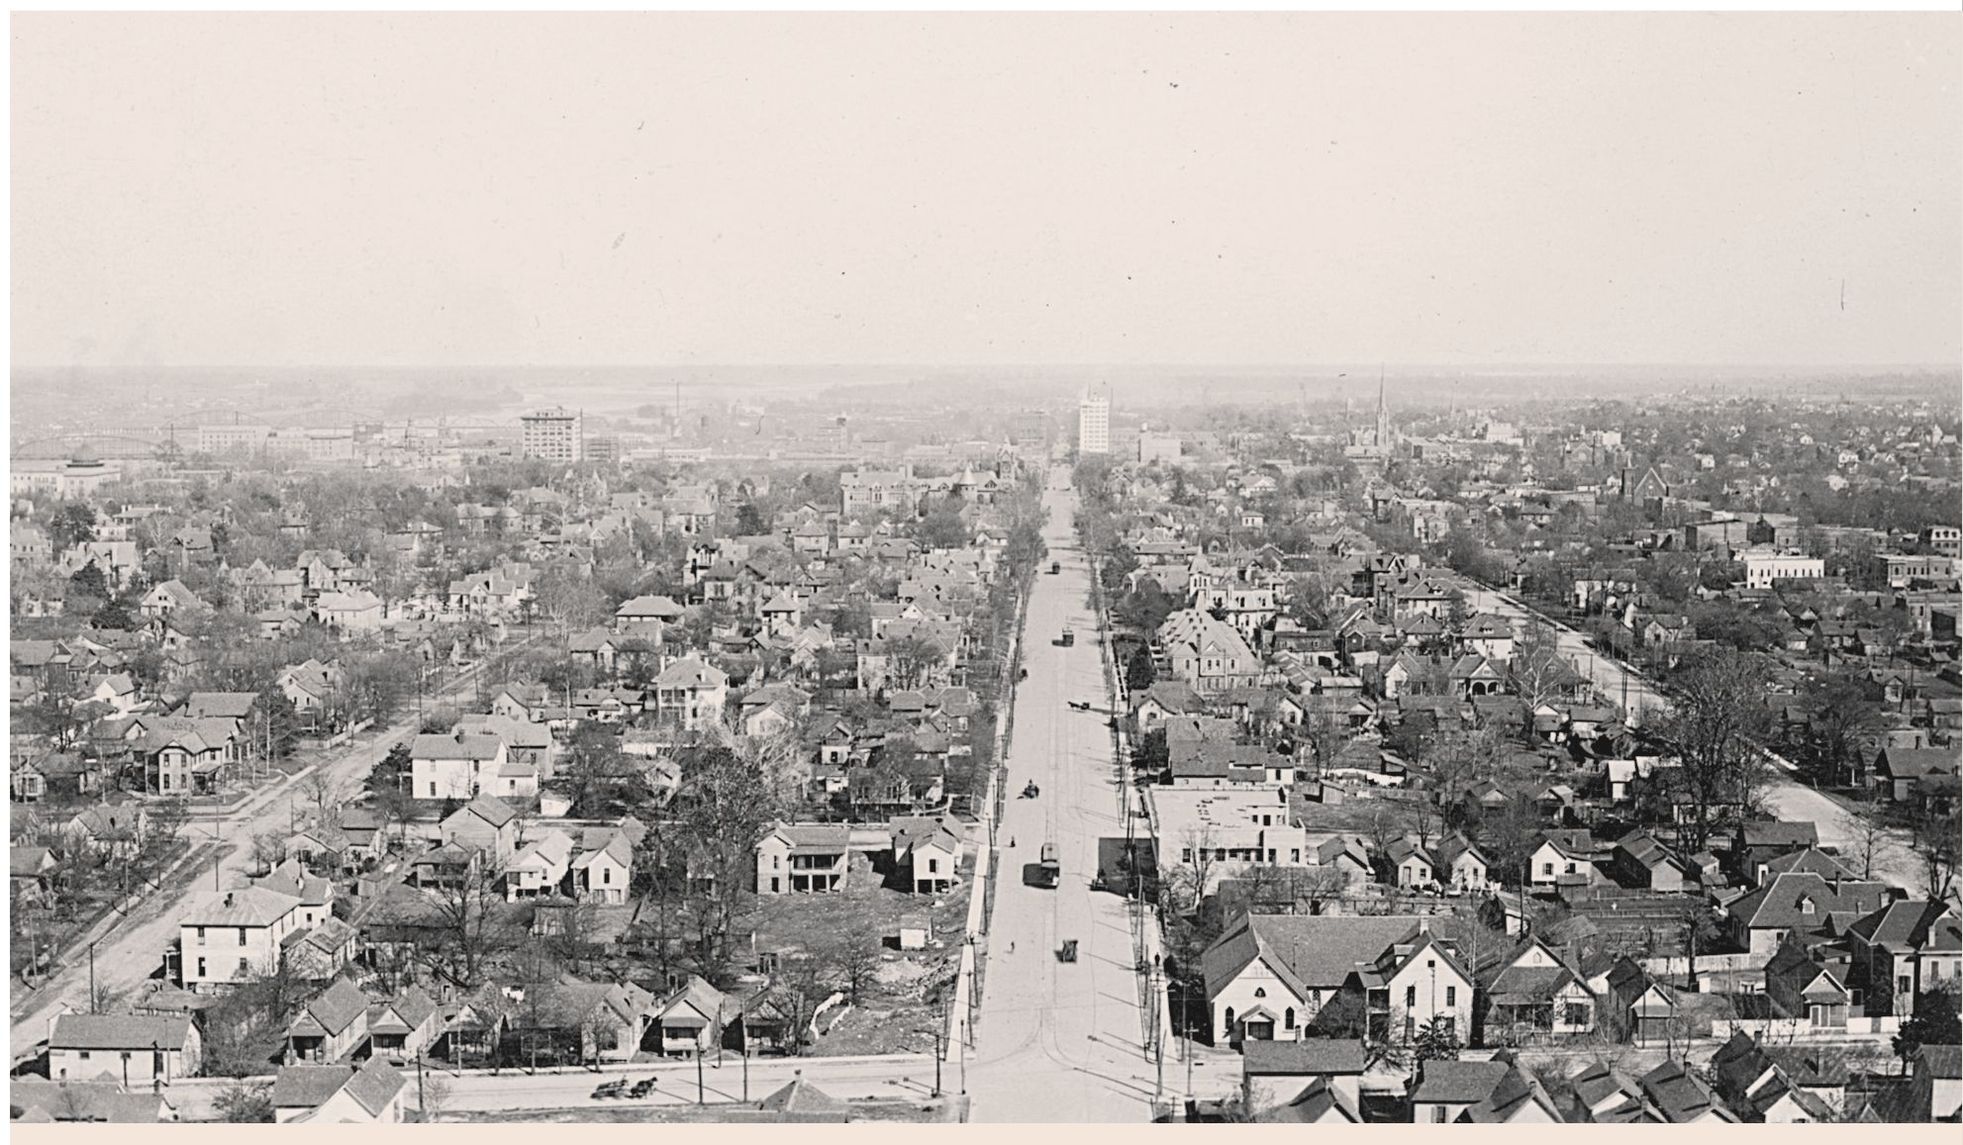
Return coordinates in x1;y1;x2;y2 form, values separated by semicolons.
1728;872;1890;932
1413;1059;1511;1104
291;978;372;1037
49;1012;193;1051
1845;900;1960;952
412;732;503;761
1241;1037;1367;1076
9;1079;171;1123
1202;914;1434;999
446;794;517;830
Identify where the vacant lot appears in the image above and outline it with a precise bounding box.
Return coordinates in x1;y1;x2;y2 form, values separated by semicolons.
737;850;972;1057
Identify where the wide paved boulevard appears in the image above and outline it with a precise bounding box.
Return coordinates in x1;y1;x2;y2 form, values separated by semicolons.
964;477;1164;1122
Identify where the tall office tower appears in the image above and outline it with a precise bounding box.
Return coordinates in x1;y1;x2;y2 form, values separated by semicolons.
1078;388;1110;455
520;407;584;463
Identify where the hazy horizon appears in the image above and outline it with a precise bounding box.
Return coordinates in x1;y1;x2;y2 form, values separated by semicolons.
12;13;1960;372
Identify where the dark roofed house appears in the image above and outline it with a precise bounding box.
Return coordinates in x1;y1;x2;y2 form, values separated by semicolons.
1732;820;1821;885
1637;1059;1739;1122
286;978;373;1064
9;1079;176;1123
1763;940;1851;1029
366;984;441;1061
1724;871;1891;957
1241;1037;1366;1117
272;1058;408;1123
1457;1061;1566;1122
1412;1059;1513;1124
1873;747;1960;804
1843;900;1963;1018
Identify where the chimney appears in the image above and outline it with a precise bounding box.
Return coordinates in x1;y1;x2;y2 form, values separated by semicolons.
223;892;235;908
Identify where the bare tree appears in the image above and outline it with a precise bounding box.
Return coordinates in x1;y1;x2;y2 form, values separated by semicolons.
1171;825;1221;914
1846;804;1900;882
1508;620;1573;712
299;769;344;822
419;854;517;990
831;914;886;1005
1654;648;1774;854
250;831;288;875
418;1073;452;1123
1299;704;1349;780
1908;801;1959;902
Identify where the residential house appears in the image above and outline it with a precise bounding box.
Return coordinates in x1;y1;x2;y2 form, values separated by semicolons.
1910;1044;1962;1121
891;814;962;895
409;730;510;802
1411;1060;1515;1125
439;795;520;865
1611;831;1695;893
1602;958;1681;1046
9;1079;177;1123
1872;747;1960;804
1157;609;1263;694
365;985;441;1062
139;579;203;620
570;830;634;904
506;980;653;1064
179;885;303;990
1240;1038;1367;1118
271;1059;408;1124
315;590;384;635
1456;1060;1567;1123
1388;839;1435;888
137;716;240;795
506;830;575;901
1732;821;1821;886
1481;936;1598;1045
1529;830;1604;891
11;845;57;907
1763;940;1851;1030
1722;871;1890;957
1843;900;1962;1018
650;976;733;1056
754;823;851;894
62;800;147;860
286;978;374;1064
47;1013;201;1086
1201;914;1473;1048
652;657;729;731
1636;1060;1739;1122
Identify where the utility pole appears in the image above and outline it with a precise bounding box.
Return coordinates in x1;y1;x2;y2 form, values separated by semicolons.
695;1047;704;1104
89;940;98;1012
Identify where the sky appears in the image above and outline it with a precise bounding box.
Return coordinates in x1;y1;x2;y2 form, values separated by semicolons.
10;13;1960;370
